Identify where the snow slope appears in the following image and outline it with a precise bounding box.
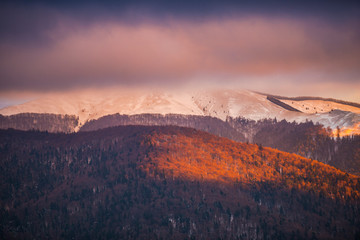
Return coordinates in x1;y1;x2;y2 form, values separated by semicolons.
0;87;359;135
0;88;203;127
280;99;360;114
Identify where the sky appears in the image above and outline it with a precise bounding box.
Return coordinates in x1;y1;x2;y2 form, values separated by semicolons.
0;0;360;103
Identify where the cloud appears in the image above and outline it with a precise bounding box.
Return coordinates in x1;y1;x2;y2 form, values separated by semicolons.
1;0;359;45
0;1;359;104
0;16;359;90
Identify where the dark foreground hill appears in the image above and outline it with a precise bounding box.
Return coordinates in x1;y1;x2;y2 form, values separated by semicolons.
0;126;359;239
2;112;360;176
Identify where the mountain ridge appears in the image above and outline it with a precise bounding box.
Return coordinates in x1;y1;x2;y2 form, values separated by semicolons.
1;88;359;134
258;92;360;109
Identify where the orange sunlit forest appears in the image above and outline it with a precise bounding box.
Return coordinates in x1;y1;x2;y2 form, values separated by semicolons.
1;126;360;239
143;128;360;201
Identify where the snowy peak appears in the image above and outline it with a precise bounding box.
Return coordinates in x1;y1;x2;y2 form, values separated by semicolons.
0;87;359;135
0;88;302;123
192;89;298;121
0;88;203;125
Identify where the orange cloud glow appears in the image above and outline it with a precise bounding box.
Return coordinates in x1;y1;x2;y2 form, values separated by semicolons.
0;16;359;92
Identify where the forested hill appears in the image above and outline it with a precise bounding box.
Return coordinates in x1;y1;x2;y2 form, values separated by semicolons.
1;126;359;239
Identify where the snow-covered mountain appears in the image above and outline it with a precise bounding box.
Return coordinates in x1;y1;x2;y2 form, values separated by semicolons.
0;87;359;135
